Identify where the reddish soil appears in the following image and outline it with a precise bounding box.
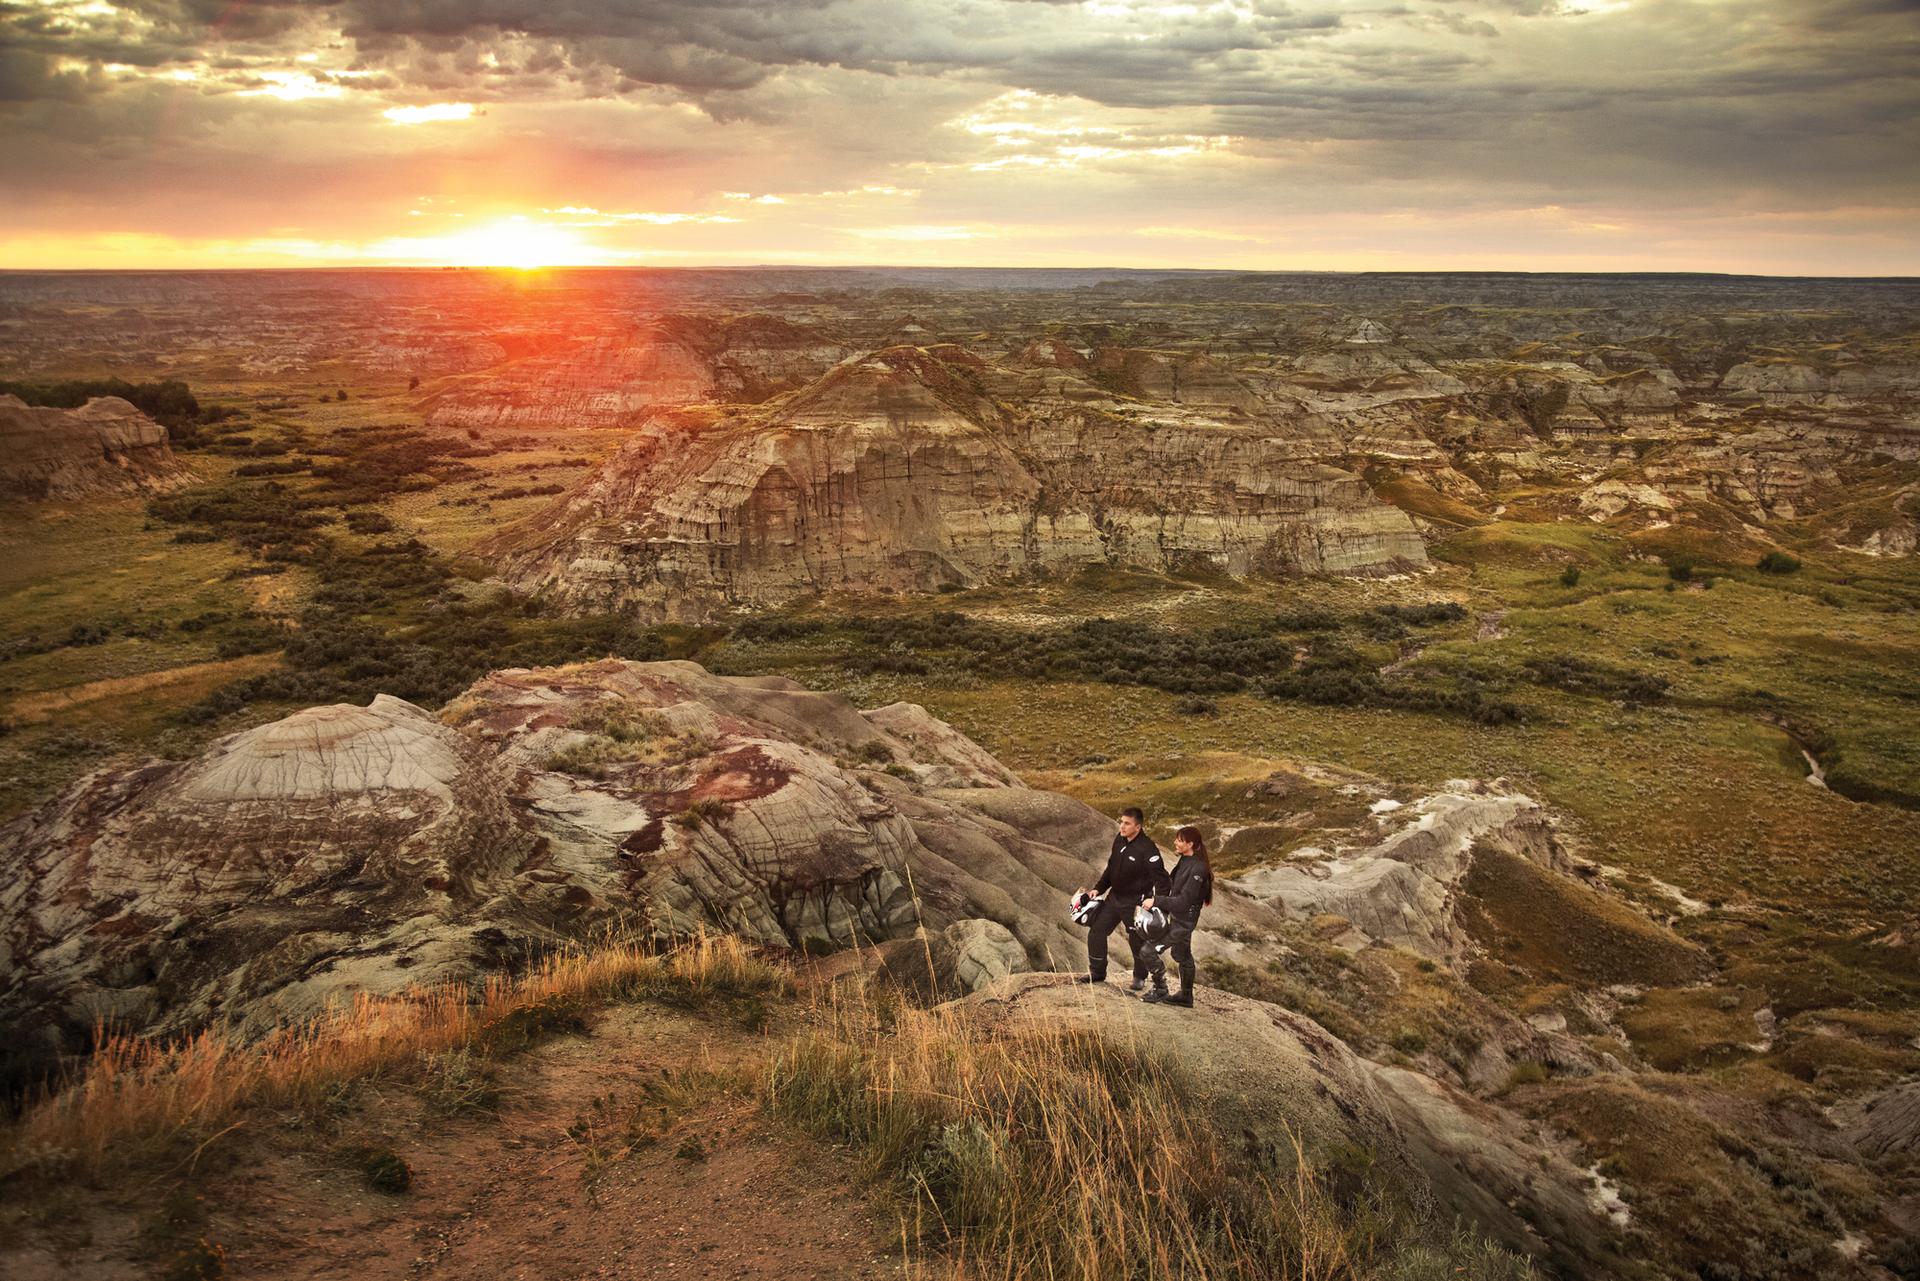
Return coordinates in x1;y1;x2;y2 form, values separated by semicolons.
8;1003;902;1281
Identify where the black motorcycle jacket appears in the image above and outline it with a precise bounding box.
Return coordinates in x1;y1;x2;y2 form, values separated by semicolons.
1159;855;1213;925
1094;832;1170;903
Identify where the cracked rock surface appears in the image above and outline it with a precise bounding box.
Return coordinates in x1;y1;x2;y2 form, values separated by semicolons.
0;659;1127;1049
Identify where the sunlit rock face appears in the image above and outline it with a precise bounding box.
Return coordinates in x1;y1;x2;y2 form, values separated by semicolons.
423;314;851;431
1719;358;1920;406
1230;783;1564;960
0;395;188;499
0;660;1114;1048
481;344;1429;619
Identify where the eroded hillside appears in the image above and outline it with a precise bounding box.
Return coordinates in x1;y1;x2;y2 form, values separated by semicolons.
2;268;1917;1280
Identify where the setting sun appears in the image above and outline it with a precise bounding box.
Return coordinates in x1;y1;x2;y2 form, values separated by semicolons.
394;217;608;269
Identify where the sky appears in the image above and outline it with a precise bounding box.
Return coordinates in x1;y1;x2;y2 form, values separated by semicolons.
0;0;1916;273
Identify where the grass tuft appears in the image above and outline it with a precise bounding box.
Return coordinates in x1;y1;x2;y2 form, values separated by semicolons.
766;979;1533;1281
0;932;789;1186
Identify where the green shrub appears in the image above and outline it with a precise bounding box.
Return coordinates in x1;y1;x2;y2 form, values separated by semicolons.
1559;565;1581;587
674;797;734;829
1522;654;1668;705
734;611;1523;725
1756;551;1802;575
0;376;203;428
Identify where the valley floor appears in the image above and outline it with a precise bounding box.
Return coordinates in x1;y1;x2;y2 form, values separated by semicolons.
5;340;1920;1278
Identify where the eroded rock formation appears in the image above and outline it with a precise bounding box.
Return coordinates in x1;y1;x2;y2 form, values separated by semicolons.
0;395;188;499
481;344;1428;618
1230;783;1564;958
0;659;1125;1047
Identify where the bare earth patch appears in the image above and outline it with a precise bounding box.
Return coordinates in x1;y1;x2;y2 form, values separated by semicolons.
3;653;279;723
3;1002;902;1281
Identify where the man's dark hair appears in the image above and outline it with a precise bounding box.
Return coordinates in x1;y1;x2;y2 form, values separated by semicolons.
1120;806;1145;824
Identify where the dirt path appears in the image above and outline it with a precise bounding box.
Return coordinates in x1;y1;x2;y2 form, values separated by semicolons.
12;1002;903;1281
3;653;278;722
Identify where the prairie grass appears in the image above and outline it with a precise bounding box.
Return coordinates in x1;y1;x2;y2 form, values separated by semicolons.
766;978;1533;1281
1;932;787;1184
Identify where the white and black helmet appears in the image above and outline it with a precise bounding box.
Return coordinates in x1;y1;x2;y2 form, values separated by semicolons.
1069;890;1101;926
1130;904;1171;948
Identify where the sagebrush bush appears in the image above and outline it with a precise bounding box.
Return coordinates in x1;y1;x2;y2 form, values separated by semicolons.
733;607;1521;724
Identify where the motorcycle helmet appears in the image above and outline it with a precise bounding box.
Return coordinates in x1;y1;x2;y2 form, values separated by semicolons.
1130;904;1171;949
1069;890;1101;926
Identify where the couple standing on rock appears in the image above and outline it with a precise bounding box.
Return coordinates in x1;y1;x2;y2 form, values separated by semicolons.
1072;807;1213;1006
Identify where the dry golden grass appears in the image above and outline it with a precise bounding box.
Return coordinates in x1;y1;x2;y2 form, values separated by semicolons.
766;978;1532;1281
2;932;787;1183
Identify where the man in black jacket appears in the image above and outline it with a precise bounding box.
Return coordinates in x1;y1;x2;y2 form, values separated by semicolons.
1074;807;1170;988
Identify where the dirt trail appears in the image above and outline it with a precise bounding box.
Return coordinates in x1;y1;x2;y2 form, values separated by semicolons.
15;1002;903;1281
3;653;278;723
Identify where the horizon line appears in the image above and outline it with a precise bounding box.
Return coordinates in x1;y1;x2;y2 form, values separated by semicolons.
2;264;1918;283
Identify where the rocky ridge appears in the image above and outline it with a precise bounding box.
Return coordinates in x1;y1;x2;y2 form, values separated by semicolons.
0;395;188;499
3;658;1637;1064
475;297;1920;617
3;657;1897;1274
481;344;1429;618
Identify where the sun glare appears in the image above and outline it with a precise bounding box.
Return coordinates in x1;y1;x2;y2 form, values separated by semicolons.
389;217;605;269
383;102;476;125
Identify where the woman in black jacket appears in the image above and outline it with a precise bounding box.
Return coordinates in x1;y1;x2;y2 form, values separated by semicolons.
1141;825;1213;1007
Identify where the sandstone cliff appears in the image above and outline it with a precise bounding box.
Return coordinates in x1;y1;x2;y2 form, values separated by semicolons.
0;395;188;499
481;344;1428;619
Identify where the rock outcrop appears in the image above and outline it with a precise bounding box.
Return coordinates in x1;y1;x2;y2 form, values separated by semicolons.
482;344;1428;619
0;659;1127;1048
1229;783;1565;958
0;395;187;499
0;660;1640;1060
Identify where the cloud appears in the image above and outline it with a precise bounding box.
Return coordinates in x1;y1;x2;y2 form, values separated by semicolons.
383;100;475;123
851;224;983;241
0;0;1914;271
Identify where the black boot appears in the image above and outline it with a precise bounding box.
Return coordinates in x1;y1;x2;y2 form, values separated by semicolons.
1128;976;1146;993
1141;978;1170;1004
1165;963;1195;1007
1075;970;1106;985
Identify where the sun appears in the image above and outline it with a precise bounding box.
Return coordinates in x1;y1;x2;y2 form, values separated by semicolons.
433;217;603;269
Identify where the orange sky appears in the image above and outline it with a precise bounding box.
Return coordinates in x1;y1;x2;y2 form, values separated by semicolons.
2;1;1916;274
